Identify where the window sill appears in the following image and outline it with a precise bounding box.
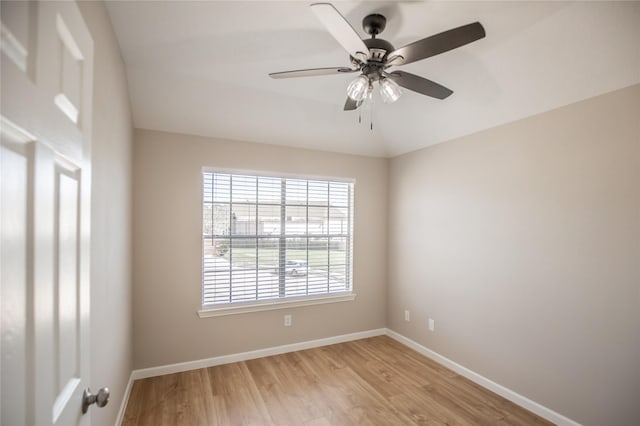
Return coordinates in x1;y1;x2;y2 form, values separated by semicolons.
198;293;356;318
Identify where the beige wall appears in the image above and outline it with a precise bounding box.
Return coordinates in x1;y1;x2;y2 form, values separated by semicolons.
78;2;133;425
388;84;640;426
132;129;388;369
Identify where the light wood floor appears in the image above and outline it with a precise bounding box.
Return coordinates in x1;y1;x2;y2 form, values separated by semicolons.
122;336;552;425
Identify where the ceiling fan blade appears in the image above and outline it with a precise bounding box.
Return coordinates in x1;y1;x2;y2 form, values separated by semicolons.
270;67;357;79
388;71;453;99
311;3;369;61
389;22;485;66
343;96;362;111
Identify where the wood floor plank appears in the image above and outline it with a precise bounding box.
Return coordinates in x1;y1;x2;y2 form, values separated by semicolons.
246;353;324;424
123;336;553;426
207;362;275;425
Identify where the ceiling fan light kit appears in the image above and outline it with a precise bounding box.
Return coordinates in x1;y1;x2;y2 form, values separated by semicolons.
379;78;402;104
346;75;370;102
269;2;486;113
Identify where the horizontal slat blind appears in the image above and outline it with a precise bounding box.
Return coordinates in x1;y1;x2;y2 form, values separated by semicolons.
202;172;354;306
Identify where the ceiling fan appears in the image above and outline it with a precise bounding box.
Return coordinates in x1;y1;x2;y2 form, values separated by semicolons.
269;3;486;110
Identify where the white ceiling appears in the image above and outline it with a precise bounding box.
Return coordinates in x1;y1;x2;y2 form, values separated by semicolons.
105;1;640;158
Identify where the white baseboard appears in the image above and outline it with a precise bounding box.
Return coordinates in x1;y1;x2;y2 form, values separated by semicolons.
117;327;580;426
115;373;134;426
130;328;386;381
385;329;580;426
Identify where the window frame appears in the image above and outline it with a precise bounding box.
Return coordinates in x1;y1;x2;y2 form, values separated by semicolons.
198;167;356;317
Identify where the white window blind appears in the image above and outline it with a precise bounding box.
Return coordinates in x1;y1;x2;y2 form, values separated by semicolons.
202;171;354;307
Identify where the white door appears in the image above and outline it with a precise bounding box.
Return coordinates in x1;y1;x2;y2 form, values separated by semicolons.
1;1;98;425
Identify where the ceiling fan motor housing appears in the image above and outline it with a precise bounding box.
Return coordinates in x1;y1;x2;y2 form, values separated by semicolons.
349;37;395;81
364;38;395;62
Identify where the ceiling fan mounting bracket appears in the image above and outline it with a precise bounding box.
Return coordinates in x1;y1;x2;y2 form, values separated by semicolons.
362;13;386;37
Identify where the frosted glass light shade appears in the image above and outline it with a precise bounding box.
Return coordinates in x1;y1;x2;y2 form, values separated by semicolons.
347;75;369;101
380;78;402;103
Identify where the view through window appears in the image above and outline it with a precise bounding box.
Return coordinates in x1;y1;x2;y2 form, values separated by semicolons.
202;171;354;306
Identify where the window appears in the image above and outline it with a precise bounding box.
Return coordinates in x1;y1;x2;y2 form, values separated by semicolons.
202;170;354;310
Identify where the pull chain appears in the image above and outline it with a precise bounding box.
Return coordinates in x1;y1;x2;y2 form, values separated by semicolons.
370;92;374;130
367;88;374;131
361;85;373;131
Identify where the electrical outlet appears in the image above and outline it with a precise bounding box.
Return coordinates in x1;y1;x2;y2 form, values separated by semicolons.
404;310;410;322
428;318;435;332
284;314;292;327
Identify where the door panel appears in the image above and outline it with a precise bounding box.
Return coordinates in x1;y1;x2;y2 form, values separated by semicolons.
0;0;34;74
53;161;82;425
53;12;84;124
0;140;31;426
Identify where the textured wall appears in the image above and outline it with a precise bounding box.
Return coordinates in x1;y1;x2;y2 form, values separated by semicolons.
132;129;388;369
387;84;640;426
